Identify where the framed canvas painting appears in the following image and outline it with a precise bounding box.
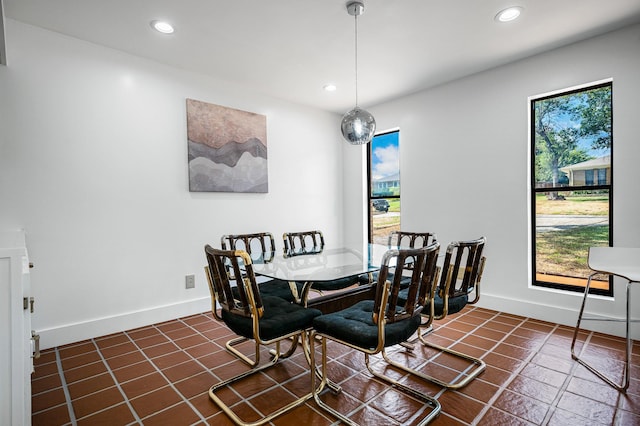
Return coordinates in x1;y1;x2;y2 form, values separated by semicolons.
186;99;268;193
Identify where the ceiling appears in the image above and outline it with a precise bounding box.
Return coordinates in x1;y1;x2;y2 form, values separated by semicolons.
4;0;640;113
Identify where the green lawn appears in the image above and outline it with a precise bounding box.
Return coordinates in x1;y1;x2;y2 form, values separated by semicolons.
536;225;609;277
535;194;609;216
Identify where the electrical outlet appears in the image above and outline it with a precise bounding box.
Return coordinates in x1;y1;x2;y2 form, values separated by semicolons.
185;274;195;289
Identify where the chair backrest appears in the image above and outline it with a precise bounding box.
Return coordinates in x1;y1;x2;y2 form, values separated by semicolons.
283;230;325;256
439;237;486;302
388;231;437;249
204;245;264;319
373;243;440;325
221;232;276;264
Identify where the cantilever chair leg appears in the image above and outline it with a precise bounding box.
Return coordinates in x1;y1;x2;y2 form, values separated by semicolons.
310;245;443;425
211;332;319;426
367;350;441;417
410;329;486;389
310;331;441;426
402;239;486;389
228;334;300;368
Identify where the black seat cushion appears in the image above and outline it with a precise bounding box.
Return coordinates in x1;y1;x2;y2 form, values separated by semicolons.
359;271;411;288
358;271;379;285
312;300;421;349
311;275;360;291
433;294;468;316
231;279;304;303
396;290;468;316
259;279;305;302
222;296;322;341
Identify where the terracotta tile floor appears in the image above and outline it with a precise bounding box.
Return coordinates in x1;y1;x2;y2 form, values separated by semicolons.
32;306;640;425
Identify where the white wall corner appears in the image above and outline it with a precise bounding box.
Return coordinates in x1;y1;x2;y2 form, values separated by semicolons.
0;0;6;66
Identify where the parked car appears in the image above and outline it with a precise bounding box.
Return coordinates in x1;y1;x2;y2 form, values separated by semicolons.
372;199;389;212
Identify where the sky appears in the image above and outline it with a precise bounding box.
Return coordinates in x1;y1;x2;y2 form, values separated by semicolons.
371;131;399;180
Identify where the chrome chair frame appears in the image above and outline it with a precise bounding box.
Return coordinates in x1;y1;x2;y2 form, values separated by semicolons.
570;247;640;392
218;232;303;359
410;237;487;389
310;244;442;425
204;245;322;426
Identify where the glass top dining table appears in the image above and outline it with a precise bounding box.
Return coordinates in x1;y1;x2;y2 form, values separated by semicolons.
250;243;391;283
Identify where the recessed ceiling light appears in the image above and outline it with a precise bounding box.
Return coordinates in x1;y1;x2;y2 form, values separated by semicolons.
150;20;174;34
323;84;337;92
495;6;523;23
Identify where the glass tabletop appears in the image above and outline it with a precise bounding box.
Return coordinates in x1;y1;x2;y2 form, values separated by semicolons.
251;243;392;282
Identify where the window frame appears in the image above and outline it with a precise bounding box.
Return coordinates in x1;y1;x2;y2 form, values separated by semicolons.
529;81;613;296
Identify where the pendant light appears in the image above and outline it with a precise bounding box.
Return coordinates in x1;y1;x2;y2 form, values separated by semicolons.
341;1;376;145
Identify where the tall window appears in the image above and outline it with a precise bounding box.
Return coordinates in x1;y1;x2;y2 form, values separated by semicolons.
530;81;612;295
368;130;400;244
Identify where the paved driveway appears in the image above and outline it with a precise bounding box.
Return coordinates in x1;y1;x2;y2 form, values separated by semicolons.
536;215;609;232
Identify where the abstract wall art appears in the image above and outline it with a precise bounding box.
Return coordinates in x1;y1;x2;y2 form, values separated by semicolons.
186;99;268;193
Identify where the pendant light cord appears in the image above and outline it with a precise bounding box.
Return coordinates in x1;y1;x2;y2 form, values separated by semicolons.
354;13;359;108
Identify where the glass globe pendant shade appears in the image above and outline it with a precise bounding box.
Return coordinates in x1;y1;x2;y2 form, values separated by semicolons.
341;106;376;145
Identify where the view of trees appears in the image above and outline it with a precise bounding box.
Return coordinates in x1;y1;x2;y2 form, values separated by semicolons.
534;85;611;189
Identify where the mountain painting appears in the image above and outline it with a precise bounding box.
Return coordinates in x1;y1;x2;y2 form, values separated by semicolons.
186;99;268;193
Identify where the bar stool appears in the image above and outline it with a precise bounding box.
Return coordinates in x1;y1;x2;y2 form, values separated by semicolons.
571;247;640;392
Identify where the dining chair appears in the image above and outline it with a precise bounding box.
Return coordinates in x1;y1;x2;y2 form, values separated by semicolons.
400;236;487;389
221;232;303;303
204;245;322;426
282;229;325;255
282;230;360;296
388;230;438;249
310;243;442;425
360;230;438;285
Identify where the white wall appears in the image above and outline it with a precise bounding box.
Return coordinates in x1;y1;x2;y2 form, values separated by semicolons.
2;19;638;350
353;24;640;338
0;20;346;349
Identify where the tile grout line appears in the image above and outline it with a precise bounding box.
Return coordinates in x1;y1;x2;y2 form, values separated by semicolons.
171;316;278;419
439;308;506;398
342;307;502;425
327;357;407;425
536;323;574;426
122;326;209;424
54;347;78;426
474;319;595;425
539;329;588;425
540;329;619;425
89;338;143;425
432;308;523;424
37;310;638;425
379;307;510;424
470;314;541;424
173;316;325;423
